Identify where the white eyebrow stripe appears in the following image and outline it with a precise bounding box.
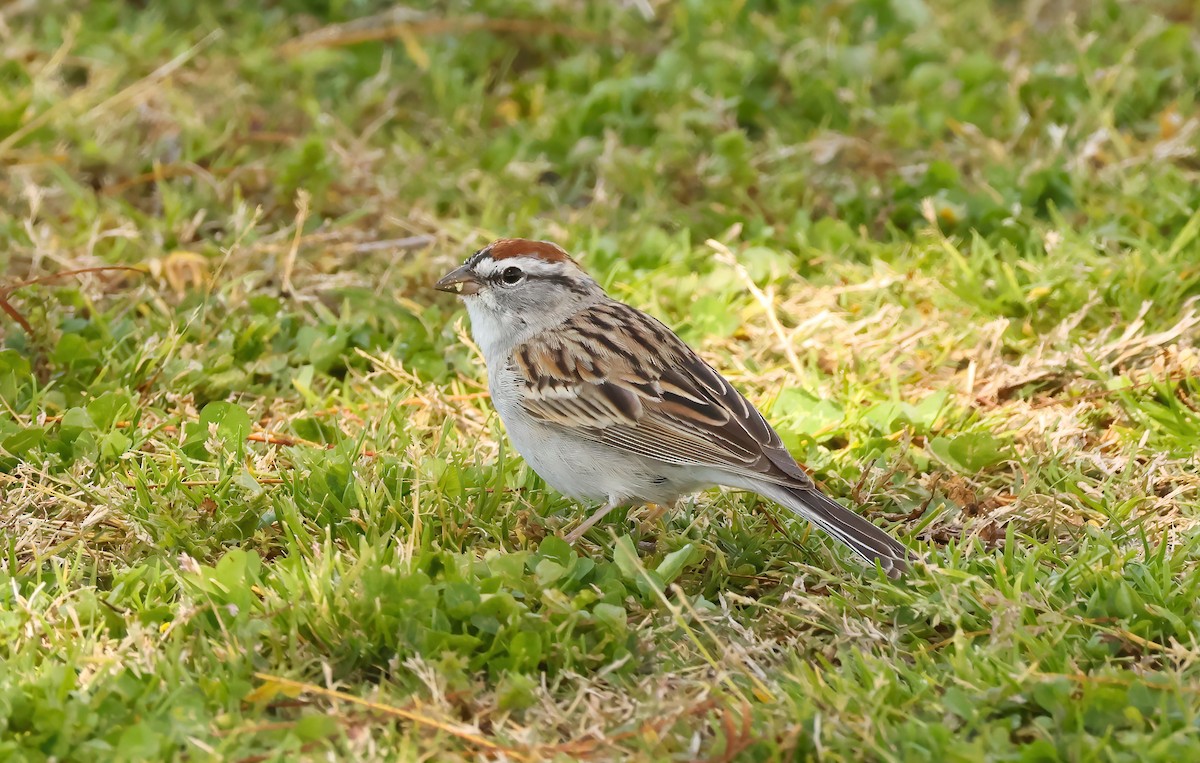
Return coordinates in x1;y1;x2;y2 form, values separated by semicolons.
472;256;566;279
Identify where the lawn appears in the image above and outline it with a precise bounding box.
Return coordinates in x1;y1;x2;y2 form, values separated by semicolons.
3;0;1200;760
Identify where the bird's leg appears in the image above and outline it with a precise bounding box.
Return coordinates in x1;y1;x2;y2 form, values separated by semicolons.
564;497;621;544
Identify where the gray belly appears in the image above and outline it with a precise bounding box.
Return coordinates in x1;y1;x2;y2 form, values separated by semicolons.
508;412;700;505
490;381;704;505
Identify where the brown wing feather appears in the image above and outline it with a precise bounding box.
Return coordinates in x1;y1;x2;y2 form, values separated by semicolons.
510;300;814;489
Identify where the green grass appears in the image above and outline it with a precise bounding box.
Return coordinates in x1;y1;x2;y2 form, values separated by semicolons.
3;0;1200;759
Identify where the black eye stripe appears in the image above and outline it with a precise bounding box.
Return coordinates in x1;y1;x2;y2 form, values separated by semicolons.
488;266;524;285
475;268;589;295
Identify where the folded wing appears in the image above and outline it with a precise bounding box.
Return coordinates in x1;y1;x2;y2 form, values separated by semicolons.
510;300;814;490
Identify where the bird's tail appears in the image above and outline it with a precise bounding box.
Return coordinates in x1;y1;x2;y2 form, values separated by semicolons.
763;484;914;578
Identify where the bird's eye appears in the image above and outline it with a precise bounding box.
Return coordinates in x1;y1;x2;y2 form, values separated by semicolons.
501;266;524;285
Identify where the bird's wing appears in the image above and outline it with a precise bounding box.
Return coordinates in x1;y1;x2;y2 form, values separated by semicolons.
508;300;814;489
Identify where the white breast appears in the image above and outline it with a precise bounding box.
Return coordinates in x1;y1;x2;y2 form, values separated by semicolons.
485;361;708;507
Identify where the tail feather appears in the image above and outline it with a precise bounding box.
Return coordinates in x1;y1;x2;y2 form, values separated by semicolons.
769;484;914;578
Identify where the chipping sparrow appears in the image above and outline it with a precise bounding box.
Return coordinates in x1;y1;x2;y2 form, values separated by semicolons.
436;238;914;577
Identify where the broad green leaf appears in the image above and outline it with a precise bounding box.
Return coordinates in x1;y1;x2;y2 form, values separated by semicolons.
613;535;641;581
53;333;97;365
537;536;574;567
655;543;698;585
294;713;338;742
59;406;96;435
929;432;1009;472
99;429;132;458
534;559;567;587
507;631;543;671
775;389;845;437
88;391;135;429
199;401;253;445
592;602;627;633
3;426;45;455
442;581;481;619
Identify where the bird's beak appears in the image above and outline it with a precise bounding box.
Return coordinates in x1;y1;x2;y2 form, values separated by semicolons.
434;264;482;296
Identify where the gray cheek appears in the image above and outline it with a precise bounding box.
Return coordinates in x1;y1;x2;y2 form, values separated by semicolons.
513;284;557;314
476;289;529;329
478;291;509;316
503;289;541;325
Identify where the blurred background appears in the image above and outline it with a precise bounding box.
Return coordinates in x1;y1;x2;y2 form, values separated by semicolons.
5;1;1198;294
4;0;1199;387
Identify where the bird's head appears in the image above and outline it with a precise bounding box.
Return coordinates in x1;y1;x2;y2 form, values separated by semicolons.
435;238;604;354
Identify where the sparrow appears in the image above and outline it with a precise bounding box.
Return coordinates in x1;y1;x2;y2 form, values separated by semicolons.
435;238;914;577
